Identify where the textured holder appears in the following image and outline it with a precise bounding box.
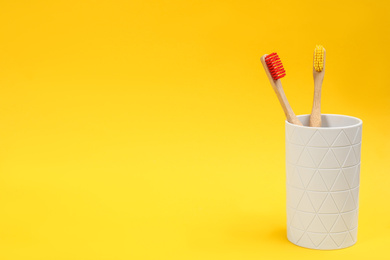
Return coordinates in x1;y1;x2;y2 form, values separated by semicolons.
285;114;362;250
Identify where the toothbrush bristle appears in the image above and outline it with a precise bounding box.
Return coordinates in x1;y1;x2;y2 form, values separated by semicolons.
265;53;286;80
314;45;324;72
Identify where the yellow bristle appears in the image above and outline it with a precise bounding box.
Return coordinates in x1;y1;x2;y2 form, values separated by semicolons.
314;45;324;72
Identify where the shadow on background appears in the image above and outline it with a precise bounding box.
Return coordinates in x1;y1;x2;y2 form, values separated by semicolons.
186;213;293;253
226;215;290;246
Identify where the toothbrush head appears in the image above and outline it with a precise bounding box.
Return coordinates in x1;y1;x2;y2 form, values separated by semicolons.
314;45;325;72
265;53;286;80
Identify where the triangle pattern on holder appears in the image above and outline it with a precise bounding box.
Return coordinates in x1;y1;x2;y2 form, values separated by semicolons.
286;144;304;164
320;235;338;249
286;125;295;143
307;232;327;247
332;147;350;167
349;228;358;242
307;171;327;192
287;226;295;242
330;232;348;247
290;167;304;189
319;169;340;191
352;166;360;188
342;192;356;212
319;150;340;169
344;127;359;145
318;214;338;232
299;233;315;248
297;148;316;168
331;172;350;191
306;147;328;167
332;131;351;147
342;232;354;247
296;211;316;230
341;210;357;230
290;129;306;145
307;215;327;233
343;147;358;167
331;191;349;212
307;131;328;147
297;192;316;212
298;128;316;145
291;212;305;230
330;215;348;233
286;207;294;226
319;194;339;214
285;163;294;186
319;128;341;146
352;127;362;144
287;187;304;208
290;227;304;243
351;187;360;207
298;167;316;188
353;143;361;161
342;166;359;189
307;191;328;212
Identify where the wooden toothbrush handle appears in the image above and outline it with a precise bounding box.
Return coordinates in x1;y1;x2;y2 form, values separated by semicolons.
309;75;323;127
274;80;303;126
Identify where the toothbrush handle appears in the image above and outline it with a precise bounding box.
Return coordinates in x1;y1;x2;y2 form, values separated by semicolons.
274;80;303;126
310;75;323;127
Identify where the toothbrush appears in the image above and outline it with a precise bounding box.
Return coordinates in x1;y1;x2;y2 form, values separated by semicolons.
261;53;303;126
309;45;326;127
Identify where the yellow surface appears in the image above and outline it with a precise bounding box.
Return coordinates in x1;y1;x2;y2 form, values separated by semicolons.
0;1;389;259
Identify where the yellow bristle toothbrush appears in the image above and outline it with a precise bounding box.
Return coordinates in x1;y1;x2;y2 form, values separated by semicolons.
309;45;326;127
261;53;303;126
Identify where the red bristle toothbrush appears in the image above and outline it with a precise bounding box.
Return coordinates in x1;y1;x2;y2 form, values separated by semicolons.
261;53;303;126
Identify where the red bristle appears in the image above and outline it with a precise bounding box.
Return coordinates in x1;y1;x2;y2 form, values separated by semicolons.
265;53;286;80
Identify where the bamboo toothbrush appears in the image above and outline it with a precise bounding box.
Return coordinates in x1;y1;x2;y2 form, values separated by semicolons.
309;45;326;127
261;53;303;126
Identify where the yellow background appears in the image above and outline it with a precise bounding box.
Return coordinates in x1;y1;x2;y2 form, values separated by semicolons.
0;0;389;259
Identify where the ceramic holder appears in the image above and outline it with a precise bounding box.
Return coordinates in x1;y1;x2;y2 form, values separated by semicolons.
285;114;362;250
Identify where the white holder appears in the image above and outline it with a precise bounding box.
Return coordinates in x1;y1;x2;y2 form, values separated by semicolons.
285;114;362;250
